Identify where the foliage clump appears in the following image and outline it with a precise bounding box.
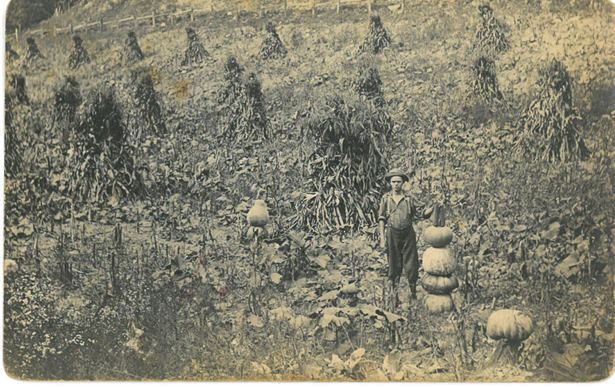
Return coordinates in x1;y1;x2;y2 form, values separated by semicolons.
24;37;44;65
474;5;509;55
470;56;504;104
131;69;167;135
516;59;589;162
65;86;143;203
360;15;391;54
220;72;269;143
353;67;385;107
181;28;209;66
68;35;91;69
8;74;29;105
294;95;389;232
260;22;287;60
122;31;145;63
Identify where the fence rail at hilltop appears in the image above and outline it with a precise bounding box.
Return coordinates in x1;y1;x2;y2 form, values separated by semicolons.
8;0;406;42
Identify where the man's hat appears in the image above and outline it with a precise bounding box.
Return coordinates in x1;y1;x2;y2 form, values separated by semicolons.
385;168;409;182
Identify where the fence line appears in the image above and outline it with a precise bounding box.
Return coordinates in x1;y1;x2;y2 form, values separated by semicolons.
9;0;405;42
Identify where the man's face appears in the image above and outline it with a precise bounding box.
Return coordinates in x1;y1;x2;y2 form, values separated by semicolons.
390;177;404;192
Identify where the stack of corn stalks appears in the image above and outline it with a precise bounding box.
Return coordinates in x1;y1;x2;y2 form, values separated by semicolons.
474;5;509;56
218;56;244;105
293;95;389;232
132;69;167;136
4;96;21;176
354;66;385;107
66;86;144;204
470;56;504;104
360;15;391;54
53;76;82;137
220;72;269;143
5;42;20;62
260;22;287;60
516;59;589;162
8;74;29;105
181;28;209;66
24;37;44;65
68;35;91;70
122;31;145;63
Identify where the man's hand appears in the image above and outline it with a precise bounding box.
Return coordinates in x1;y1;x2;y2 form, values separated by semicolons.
422;206;434;219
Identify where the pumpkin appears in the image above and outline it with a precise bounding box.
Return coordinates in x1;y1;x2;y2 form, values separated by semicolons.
423;247;457;276
423;226;453;247
421;274;458;295
486;309;533;342
247;200;269;227
486;309;533;365
246;226;268;239
425;294;454;314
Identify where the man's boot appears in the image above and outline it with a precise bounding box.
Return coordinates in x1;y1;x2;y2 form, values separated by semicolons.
410;284;417;300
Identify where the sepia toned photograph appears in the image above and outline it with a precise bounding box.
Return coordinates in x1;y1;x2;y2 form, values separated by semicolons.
3;0;615;382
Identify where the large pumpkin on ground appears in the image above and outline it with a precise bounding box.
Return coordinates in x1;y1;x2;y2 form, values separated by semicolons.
425;294;454;314
423;247;457;276
421;274;458;294
247;200;269;227
486;309;533;342
423;226;454;247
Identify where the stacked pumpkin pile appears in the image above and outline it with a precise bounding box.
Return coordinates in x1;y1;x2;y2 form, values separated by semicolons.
421;218;458;314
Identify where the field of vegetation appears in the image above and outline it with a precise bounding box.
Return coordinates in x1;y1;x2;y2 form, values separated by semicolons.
4;0;615;381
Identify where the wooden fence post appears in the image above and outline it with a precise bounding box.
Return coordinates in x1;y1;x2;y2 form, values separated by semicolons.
190;6;194;21
70;24;74;34
401;0;405;13
85;19;89;33
53;26;57;37
284;0;288;16
133;14;138;28
15;27;19;42
100;17;104;31
367;0;372;15
152;11;156;27
337;0;341;14
312;0;316;16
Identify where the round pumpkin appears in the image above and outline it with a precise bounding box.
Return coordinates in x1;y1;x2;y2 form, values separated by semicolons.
423;247;457;276
423;226;454;247
425;294;454;314
421;273;458;295
486;309;533;342
247;200;269;227
246;226;268;239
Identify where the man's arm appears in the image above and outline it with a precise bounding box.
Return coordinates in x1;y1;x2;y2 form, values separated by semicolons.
378;195;387;249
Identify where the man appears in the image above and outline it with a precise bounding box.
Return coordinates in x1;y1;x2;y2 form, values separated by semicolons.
378;168;432;303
